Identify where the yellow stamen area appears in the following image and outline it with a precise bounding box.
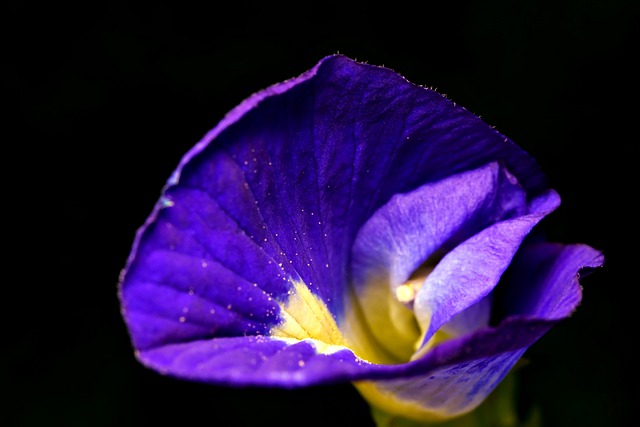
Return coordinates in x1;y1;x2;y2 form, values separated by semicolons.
343;274;423;363
270;279;347;353
394;274;427;305
395;283;416;303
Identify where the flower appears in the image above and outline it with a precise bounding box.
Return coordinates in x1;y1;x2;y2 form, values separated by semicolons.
118;54;603;424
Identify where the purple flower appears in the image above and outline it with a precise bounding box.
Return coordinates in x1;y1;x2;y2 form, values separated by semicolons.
118;55;603;423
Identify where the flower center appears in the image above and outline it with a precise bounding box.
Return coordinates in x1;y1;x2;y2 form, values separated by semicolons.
342;258;451;365
395;263;434;306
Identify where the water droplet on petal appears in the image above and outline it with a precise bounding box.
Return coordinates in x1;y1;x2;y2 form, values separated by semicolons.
160;197;175;208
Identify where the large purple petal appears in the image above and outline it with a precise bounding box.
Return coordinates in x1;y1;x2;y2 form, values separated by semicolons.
119;54;572;391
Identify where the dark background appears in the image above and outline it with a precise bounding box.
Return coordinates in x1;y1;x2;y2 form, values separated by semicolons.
4;1;638;426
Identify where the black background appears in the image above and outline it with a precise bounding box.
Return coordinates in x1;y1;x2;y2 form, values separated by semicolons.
4;1;638;426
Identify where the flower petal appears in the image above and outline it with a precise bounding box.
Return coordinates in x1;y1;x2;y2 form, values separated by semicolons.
355;349;528;423
119;54;554;387
413;189;560;350
349;161;530;361
496;242;604;319
136;336;368;387
352;242;603;421
439;294;493;337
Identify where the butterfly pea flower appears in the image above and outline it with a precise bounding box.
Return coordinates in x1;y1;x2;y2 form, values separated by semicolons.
118;54;603;424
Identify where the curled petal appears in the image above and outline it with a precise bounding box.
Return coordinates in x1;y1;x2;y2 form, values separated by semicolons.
497;242;604;319
413;189;560;350
352;243;603;421
349;161;531;361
